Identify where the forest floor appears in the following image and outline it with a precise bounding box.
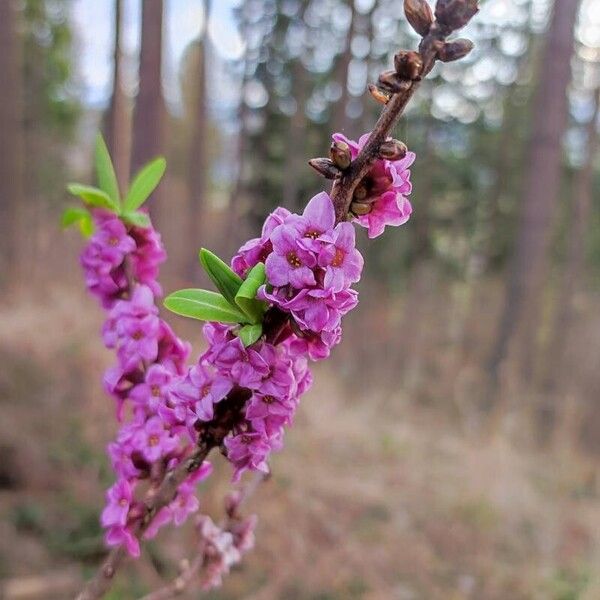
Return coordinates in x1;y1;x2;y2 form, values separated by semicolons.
1;286;600;600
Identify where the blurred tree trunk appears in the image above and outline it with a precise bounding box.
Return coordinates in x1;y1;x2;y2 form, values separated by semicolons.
332;0;355;135
282;58;308;211
187;0;210;277
485;0;580;404
105;0;130;194
131;0;166;214
536;87;600;440
0;0;24;284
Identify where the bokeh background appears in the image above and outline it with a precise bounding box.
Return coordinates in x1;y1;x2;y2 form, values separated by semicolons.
2;0;600;598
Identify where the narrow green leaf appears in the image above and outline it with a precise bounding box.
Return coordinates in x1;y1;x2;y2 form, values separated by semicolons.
94;133;120;207
79;212;94;237
235;262;268;324
121;211;151;228
164;289;249;324
67;183;119;211
238;323;263;347
124;157;167;212
61;206;88;228
199;248;243;308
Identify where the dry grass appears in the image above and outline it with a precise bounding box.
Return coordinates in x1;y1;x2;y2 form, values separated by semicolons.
1;284;600;599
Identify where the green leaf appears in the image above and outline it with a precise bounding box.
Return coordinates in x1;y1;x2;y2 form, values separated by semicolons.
238;323;263;347
123;157;166;212
61;207;93;237
79;213;94;237
94;133;120;207
199;248;243;308
61;206;88;228
164;289;249;324
235;262;268;324
121;211;151;228
67;183;119;211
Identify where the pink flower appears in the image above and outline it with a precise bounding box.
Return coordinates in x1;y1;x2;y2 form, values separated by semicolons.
132;416;179;463
333;132;415;238
106;524;140;557
318;222;364;291
188;364;234;421
101;479;134;528
224;431;271;482
231;207;291;277
212;337;270;389
130;364;173;414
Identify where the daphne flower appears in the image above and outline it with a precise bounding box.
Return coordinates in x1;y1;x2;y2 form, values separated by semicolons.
130;364;173;413
319;222;364;291
265;223;317;288
333;132;415;238
212;338;270;389
132;416;178;463
101;479;134;528
224;431;271;481
106;524;140;557
188;364;233;421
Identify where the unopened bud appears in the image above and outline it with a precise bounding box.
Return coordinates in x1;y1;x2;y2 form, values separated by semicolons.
435;0;479;32
379;139;408;161
350;201;372;216
368;84;391;105
437;38;474;62
404;0;434;36
308;158;339;179
378;70;412;93
394;51;424;81
329;140;352;170
353;184;368;201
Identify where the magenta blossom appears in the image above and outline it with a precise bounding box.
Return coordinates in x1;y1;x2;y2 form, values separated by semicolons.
188;364;234;421
132;416;179;463
212;337;270;389
130;364;173;414
106;524;140;557
333;132;415;238
101;478;134;528
224;432;271;482
319;222;364;291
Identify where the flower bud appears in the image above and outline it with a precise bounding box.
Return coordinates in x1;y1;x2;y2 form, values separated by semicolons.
394;51;424;81
329;140;352;170
350;201;372;216
368;83;391;105
378;70;412;93
353;184;368;201
379;139;408;161
404;0;434;36
308;158;339;179
435;0;479;32
436;38;474;62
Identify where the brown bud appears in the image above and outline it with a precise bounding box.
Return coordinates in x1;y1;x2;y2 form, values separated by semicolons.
394;51;424;81
350;201;372;216
308;158;339;179
329;140;352;170
378;70;412;93
353;184;368;201
368;83;391;105
379;139;408;161
435;0;479;32
437;38;474;62
404;0;434;36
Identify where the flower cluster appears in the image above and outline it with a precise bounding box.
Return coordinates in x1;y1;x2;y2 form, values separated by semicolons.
166;322;311;481
234;192;363;360
82;210;211;556
334;132;415;238
195;511;257;590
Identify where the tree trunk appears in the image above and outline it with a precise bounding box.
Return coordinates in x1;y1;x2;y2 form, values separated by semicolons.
536;87;600;440
131;0;166;214
105;0;130;194
282;58;308;212
485;0;580;403
332;0;355;136
0;0;24;285
187;0;210;278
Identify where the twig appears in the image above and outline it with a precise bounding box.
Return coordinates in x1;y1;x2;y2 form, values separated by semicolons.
330;17;470;223
137;473;266;600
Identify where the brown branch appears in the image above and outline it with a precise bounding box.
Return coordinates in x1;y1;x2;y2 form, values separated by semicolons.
330;16;471;224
